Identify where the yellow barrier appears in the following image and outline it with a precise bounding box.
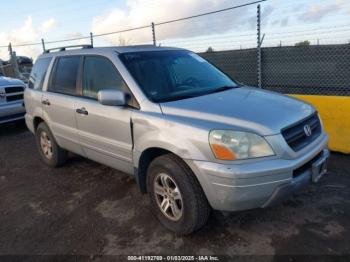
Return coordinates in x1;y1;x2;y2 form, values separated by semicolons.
290;95;350;154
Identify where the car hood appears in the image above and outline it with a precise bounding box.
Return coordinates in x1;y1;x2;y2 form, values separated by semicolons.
0;76;25;86
159;86;315;136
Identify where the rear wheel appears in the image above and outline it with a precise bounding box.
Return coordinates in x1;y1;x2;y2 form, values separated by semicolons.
147;154;211;235
35;122;68;167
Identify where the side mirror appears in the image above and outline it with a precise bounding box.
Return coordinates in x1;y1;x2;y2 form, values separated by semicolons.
97;89;126;106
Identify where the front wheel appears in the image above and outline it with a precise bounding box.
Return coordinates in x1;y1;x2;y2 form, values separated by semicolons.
147;154;211;235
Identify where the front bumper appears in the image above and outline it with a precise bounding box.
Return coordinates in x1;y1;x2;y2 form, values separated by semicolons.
0;101;26;124
186;132;329;211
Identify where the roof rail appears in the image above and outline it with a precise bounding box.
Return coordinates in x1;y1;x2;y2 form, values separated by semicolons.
43;44;93;53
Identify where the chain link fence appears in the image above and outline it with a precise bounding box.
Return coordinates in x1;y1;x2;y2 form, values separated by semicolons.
1;1;350;96
200;48;258;87
200;44;350;96
261;45;350;96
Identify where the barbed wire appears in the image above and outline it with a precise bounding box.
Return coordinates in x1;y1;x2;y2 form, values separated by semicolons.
0;0;266;49
1;0;350;52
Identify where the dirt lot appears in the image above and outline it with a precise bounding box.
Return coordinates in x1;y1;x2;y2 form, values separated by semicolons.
0;121;349;260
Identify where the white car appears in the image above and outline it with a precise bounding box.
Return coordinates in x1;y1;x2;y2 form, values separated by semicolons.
0;76;26;124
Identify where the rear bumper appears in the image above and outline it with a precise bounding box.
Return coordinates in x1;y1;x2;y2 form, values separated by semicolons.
186;132;329;211
0;101;26;124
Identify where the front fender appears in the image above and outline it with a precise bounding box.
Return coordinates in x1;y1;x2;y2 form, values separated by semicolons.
132;111;212;168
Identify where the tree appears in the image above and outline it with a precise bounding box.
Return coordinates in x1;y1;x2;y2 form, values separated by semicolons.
118;35;131;46
295;40;310;47
206;46;214;53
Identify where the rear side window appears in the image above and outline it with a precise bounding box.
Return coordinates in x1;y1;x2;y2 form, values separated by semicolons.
28;57;52;90
82;56;127;99
50;56;80;95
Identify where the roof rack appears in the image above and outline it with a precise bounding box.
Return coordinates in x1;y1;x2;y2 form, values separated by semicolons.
43;44;93;53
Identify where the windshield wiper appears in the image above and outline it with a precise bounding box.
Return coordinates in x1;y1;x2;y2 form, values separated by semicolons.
156;94;196;103
156;86;238;102
212;85;236;93
199;85;237;96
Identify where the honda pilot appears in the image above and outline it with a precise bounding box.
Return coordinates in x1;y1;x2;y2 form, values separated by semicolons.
24;45;329;234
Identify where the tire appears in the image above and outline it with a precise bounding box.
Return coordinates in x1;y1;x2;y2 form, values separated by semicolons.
147;154;211;235
35;122;68;167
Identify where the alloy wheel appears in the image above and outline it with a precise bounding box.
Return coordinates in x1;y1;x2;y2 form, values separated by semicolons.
154;173;183;221
40;131;53;159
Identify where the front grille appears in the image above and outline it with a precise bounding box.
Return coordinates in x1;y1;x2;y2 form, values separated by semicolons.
282;113;321;151
3;86;24;102
5;86;24;93
6;94;24;102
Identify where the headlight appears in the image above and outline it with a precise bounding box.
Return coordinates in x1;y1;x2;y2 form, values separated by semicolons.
209;130;274;160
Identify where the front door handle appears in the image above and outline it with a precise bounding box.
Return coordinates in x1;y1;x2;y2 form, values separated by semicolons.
42;99;50;106
76;107;88;115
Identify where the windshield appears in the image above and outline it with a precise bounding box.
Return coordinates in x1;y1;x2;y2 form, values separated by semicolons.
119;50;238;102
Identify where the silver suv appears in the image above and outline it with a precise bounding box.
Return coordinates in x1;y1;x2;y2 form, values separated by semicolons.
24;45;329;234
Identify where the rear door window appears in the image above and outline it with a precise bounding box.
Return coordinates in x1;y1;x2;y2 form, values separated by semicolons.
28;57;52;90
50;56;80;95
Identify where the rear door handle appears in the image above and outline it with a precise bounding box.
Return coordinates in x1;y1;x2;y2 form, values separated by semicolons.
42;99;50;106
76;107;88;115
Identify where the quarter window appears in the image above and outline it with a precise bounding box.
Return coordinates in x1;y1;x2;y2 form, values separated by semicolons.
82;56;127;99
28;57;52;90
50;56;80;95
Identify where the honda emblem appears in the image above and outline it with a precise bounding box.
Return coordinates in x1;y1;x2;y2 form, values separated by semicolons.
304;124;312;137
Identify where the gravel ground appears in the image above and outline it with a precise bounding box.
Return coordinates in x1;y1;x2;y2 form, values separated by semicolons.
0;121;349;261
